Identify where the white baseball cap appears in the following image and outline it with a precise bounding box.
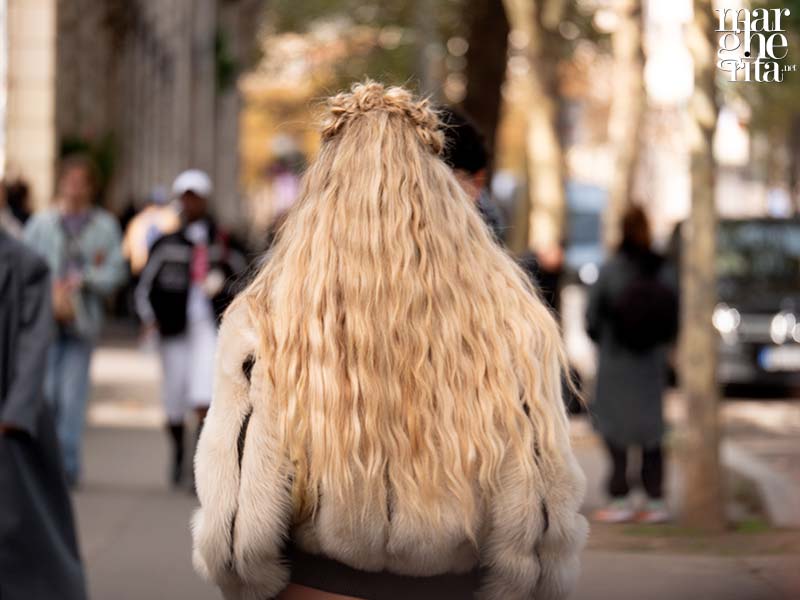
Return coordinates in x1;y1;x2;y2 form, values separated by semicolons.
172;169;213;199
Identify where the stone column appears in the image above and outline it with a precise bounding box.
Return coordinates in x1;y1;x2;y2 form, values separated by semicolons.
142;4;157;200
130;14;145;202
5;0;57;210
0;0;7;175
107;22;134;212
191;0;216;177
214;0;263;229
172;0;193;178
155;1;173;190
214;2;241;228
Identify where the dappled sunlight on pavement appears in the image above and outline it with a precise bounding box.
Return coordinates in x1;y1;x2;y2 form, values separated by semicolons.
88;341;164;429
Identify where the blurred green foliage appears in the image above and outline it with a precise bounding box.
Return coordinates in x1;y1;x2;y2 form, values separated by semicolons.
216;29;239;91
267;0;459;34
264;0;466;91
262;0;605;96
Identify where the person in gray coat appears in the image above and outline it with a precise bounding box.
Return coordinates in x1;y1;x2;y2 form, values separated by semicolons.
0;230;88;600
586;207;678;525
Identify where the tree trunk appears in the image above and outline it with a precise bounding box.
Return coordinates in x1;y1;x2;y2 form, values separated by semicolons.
461;0;509;164
679;0;725;532
791;115;800;213
502;0;566;252
416;0;439;97
604;0;645;248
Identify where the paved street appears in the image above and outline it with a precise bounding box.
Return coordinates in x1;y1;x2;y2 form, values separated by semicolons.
75;426;215;600
72;335;800;600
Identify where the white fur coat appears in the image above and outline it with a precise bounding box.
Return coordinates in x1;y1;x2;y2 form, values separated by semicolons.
192;301;588;600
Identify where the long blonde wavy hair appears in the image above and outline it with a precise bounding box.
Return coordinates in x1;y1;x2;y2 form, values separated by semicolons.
244;81;571;536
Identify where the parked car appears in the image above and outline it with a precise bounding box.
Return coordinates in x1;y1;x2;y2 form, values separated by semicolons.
715;217;800;389
560;182;606;395
563;181;606;285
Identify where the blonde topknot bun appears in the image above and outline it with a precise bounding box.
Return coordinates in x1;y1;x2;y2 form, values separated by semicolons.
321;80;444;154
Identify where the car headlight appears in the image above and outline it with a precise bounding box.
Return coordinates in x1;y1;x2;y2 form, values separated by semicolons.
712;304;740;335
770;312;796;344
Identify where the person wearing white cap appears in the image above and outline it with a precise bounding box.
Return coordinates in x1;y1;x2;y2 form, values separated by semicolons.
135;169;248;487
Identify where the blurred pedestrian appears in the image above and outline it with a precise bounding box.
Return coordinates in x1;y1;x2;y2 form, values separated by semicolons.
519;242;585;415
23;154;127;487
439;106;506;242
519;242;566;315
586;206;678;524
122;186;180;278
0;182;23;238
192;82;587;600
4;176;32;226
0;229;88;600
135;170;248;487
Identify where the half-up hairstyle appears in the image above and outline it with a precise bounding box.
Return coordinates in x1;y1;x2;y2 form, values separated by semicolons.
321;81;444;154
243;80;572;539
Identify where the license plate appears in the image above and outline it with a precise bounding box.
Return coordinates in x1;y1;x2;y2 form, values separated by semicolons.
758;345;800;372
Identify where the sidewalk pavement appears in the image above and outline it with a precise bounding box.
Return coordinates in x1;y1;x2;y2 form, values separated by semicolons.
75;427;215;600
71;337;800;600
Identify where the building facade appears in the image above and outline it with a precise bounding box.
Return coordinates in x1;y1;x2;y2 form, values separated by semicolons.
2;0;261;228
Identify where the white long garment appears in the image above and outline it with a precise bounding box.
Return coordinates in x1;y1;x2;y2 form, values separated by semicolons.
159;316;218;421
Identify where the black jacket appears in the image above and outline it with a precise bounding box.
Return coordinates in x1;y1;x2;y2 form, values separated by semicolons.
135;220;249;337
0;231;88;600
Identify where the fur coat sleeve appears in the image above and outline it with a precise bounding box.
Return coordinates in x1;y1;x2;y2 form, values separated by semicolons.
478;362;589;600
192;300;292;600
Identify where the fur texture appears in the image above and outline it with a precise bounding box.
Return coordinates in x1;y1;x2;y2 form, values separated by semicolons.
192;302;588;599
192;300;291;599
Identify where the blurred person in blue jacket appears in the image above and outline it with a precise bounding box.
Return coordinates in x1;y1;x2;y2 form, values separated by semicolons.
23;154;127;487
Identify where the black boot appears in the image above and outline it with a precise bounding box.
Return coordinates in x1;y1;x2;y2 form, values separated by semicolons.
167;423;185;487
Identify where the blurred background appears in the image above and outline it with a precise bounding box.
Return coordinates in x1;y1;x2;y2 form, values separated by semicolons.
1;0;799;599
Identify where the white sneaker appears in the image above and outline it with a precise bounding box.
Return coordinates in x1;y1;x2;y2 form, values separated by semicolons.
636;500;671;524
592;499;635;523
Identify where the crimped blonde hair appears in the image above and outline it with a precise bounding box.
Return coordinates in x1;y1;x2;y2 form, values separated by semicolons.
244;81;571;538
